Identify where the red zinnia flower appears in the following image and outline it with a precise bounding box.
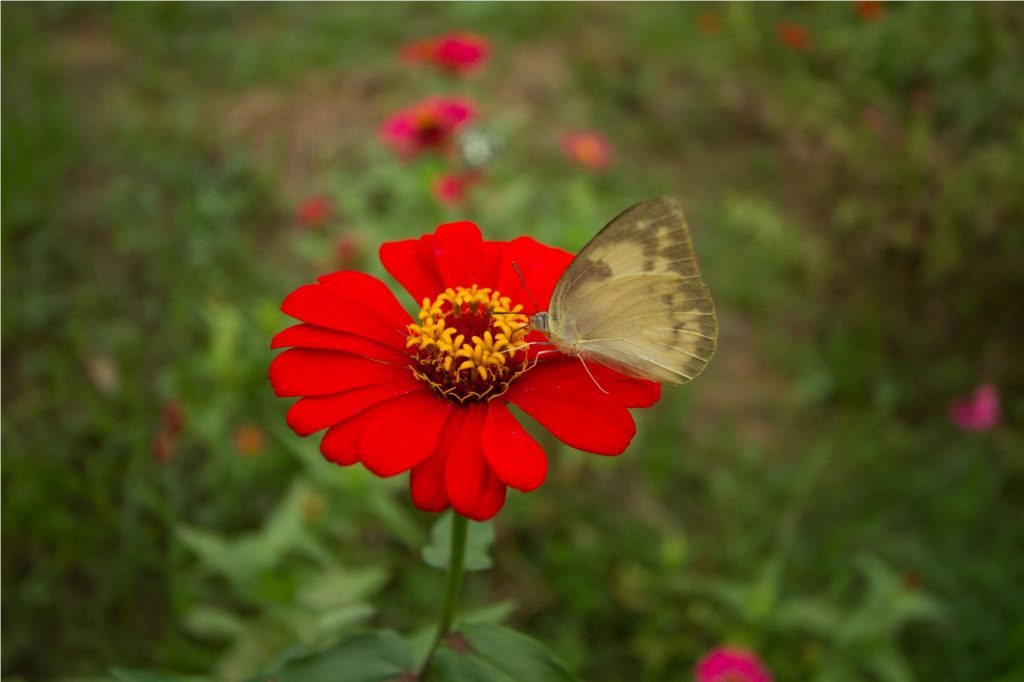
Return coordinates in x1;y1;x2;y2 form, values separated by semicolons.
432;171;480;206
855;1;884;22
777;22;811;51
380;97;476;160
334;233;363;269
270;222;660;520
561;130;613;171
696;11;723;36
400;32;490;75
695;647;773;682
234;424;267;456
297;195;332;228
152;401;185;463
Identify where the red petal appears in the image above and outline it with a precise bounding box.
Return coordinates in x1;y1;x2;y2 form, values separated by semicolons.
269;349;411;397
358;392;452;477
286;383;423;436
590;364;661;408
446;403;507;520
410;410;466;513
503;371;636;455
432;221;483;288
320;408;381;466
281;271;411;349
529;358;661;408
380;234;444;305
496;236;574;312
271;324;411;364
481;401;547;491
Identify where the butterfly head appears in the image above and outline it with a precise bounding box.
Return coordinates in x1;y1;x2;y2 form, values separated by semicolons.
528;311;550;333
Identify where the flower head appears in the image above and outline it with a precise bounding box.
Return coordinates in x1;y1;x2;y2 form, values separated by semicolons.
234;424;267;456
696;12;723;36
777;22;811;51
380;97;476;160
297;195;332;228
335;233;363;269
561;130;613;171
433;171;480;206
695;647;773;682
401;32;490;75
855;1;884;22
152;401;184;463
949;383;1000;432
270;222;660;520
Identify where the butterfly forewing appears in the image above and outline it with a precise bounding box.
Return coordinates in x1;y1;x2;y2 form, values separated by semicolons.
547;197;717;385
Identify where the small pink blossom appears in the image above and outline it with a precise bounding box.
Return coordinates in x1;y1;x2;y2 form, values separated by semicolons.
334;233;363;269
695;647;773;682
432;171;480;206
401;32;490;74
949;383;1000;432
380;97;476;159
561;130;612;171
296;196;331;228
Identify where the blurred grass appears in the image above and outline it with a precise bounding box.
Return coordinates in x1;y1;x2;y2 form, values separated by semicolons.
3;3;1023;681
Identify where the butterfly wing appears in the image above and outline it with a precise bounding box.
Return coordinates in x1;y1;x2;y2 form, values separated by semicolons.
547;197;717;384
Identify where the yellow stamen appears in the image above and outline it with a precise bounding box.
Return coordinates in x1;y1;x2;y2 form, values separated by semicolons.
406;284;530;403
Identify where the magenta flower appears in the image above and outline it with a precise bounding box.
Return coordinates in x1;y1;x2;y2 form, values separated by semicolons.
432;171;480;206
296;195;331;228
949;383;1000;432
400;32;490;75
380;97;476;160
695;647;773;682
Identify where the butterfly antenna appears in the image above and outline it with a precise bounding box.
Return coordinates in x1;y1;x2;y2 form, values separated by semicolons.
577;356;610;395
511;261;541;314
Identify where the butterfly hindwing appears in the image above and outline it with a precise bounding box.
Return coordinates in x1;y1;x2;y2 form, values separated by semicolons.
547;198;717;384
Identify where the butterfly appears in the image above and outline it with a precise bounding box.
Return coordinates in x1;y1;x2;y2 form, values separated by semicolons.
529;197;717;385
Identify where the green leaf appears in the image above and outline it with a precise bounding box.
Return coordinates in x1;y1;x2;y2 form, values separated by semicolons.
182;606;247;641
111;669;210;682
422;511;494;572
430;623;576;682
247;630;414;682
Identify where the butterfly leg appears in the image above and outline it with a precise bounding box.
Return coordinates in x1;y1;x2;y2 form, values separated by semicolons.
577;355;610;395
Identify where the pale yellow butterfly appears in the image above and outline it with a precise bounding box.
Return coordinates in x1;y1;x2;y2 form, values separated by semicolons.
529;197;717;385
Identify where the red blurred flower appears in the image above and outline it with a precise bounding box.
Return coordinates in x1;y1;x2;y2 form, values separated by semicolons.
401;32;490;75
432;171;480;206
297;195;332;228
855;1;884;22
695;647;773;682
696;11;722;36
561;130;613;171
234;424;266;456
335;232;363;269
380;97;476;159
152;401;185;463
949;383;1000;432
777;22;811;51
270;222;660;520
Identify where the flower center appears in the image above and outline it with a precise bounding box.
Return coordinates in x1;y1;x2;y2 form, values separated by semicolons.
414;113;445;146
406;285;530;403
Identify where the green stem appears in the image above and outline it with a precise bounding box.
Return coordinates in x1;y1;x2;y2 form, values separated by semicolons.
421;513;469;677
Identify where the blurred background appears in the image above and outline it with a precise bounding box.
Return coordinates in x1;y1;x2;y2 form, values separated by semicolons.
3;3;1023;680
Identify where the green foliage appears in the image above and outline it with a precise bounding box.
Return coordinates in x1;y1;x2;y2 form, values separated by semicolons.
423;512;496;573
248;631;414;682
3;3;1023;682
431;624;575;682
